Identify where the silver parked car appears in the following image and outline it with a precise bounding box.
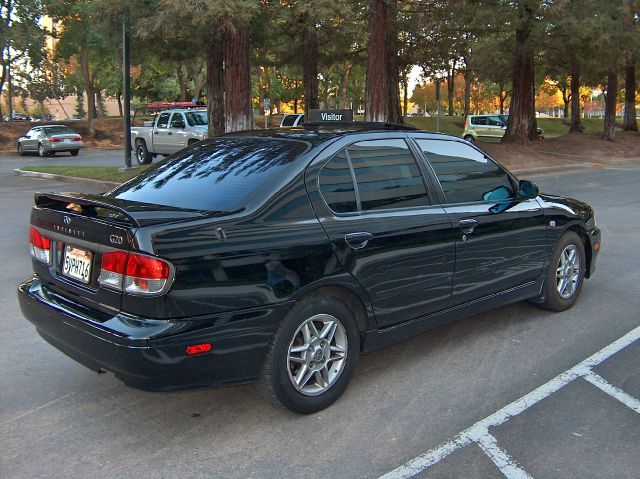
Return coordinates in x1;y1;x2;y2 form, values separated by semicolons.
17;125;83;157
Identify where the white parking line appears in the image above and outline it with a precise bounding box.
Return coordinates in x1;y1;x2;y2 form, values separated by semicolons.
583;371;640;414
379;324;640;479
472;430;533;479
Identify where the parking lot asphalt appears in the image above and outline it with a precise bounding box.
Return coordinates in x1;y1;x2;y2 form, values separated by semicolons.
0;156;638;479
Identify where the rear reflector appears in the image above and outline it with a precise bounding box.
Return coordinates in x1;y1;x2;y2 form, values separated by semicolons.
29;226;51;264
186;343;212;355
98;251;172;295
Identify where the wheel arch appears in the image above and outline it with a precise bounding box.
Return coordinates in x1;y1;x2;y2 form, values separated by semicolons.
564;223;593;278
292;283;374;335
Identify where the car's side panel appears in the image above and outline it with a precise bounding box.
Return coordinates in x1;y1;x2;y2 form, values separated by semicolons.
304;133;457;328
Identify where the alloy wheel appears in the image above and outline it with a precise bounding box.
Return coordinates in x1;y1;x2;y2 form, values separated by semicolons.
286;314;348;397
556;244;581;299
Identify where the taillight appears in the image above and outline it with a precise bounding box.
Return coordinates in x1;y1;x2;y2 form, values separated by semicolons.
98;251;172;295
46;137;61;143
29;226;51;264
73;136;82;142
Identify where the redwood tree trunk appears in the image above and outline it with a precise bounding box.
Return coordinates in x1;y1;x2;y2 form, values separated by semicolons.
502;3;535;145
569;63;584;133
303;13;319;115
402;74;408;117
446;64;455;116
80;45;95;135
561;86;569;119
206;23;225;136
365;0;402;123
603;69;618;141
176;63;188;101
622;63;637;131
464;72;471;117
340;62;352;109
224;22;253;132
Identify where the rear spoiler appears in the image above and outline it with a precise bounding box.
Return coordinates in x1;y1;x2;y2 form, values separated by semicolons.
34;192;207;227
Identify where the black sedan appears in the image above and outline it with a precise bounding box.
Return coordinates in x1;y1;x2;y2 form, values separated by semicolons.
18;122;601;413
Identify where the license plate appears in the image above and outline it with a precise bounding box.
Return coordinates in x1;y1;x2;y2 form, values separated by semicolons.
62;246;93;283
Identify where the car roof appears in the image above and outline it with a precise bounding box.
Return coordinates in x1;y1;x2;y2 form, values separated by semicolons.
224;122;456;148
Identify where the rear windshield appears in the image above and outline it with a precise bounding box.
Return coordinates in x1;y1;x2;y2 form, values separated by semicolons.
186;111;207;126
108;138;309;212
43;126;74;135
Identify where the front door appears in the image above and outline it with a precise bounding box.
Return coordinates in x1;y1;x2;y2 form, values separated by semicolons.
153;112;173;154
307;137;456;328
413;138;547;306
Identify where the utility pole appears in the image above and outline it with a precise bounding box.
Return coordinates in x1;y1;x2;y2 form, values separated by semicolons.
123;19;132;168
6;50;13;122
435;77;441;133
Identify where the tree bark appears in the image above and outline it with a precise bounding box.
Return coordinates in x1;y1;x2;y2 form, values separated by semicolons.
560;85;569;119
340;62;352;109
206;22;225;137
569;63;584;133
190;60;205;101
365;0;402;123
176;63;188;101
80;45;95;135
502;3;535;145
603;69;618;141
303;12;319;115
117;92;123;117
446;63;456;116
499;80;506;115
464;72;471;117
224;21;253;132
402;74;408;117
622;63;637;131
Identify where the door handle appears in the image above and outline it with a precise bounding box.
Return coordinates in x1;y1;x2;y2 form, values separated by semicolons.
458;219;478;234
345;232;373;250
167;131;173;135
154;131;159;135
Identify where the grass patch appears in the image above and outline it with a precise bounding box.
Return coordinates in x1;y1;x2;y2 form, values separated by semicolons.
405;116;464;136
20;165;149;183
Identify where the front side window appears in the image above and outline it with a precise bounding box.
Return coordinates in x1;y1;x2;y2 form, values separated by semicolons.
156;112;170;128
170;113;186;128
348;139;429;211
487;116;504;126
415;139;514;204
319;150;357;213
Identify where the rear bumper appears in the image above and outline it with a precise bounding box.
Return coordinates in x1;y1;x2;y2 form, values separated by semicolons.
43;142;83;152
18;278;291;391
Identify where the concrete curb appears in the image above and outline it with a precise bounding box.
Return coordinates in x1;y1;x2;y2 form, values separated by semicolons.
510;162;604;177
14;168;120;187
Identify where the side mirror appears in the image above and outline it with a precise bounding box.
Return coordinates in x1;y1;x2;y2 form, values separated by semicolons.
518;180;539;199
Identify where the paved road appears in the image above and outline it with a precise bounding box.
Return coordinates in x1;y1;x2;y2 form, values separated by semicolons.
0;148;126;174
1;160;638;478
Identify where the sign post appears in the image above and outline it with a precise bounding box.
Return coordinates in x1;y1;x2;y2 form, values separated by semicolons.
264;98;269;129
123;19;132;168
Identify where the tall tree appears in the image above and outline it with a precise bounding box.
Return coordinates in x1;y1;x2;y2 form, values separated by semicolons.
365;0;401;123
622;0;639;131
502;0;542;145
224;20;253;131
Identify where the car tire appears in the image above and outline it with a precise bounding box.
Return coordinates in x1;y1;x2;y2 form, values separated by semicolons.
256;294;359;414
464;135;475;143
70;150;79;156
135;141;152;165
17;143;25;156
539;231;586;312
38;143;47;157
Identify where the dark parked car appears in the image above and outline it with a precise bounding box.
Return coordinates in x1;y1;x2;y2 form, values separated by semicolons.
17;125;84;157
18;123;601;413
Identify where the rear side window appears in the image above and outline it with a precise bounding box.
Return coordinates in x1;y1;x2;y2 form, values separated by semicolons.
348;139;429;211
415;139;515;204
156;112;170;128
109;138;309;212
471;117;487;126
281;115;298;127
319;150;357;213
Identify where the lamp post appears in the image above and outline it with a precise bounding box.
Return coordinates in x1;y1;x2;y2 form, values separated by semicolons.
123;19;132;168
435;73;442;133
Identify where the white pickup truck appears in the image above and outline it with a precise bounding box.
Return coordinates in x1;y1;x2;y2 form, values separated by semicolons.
130;109;208;165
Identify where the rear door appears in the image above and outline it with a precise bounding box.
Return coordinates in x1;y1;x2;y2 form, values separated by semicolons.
413;138;547;306
471;116;490;140
306;135;456;328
